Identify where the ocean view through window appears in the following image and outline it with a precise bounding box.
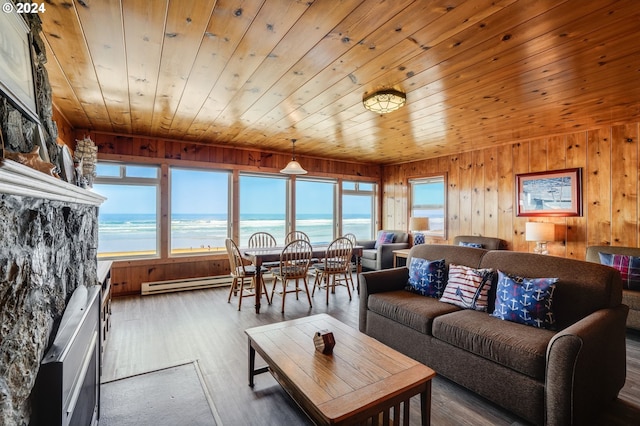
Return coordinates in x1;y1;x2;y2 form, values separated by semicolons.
342;181;375;240
95;163;160;258
170;168;230;254
410;175;447;238
239;174;288;246
95;162;377;257
296;179;336;244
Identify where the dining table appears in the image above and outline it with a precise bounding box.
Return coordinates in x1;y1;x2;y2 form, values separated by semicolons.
241;244;364;314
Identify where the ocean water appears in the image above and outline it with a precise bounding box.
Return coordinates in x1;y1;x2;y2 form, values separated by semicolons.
98;213;373;254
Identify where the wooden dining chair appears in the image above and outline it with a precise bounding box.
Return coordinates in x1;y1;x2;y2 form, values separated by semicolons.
248;231;277;248
312;237;353;305
225;238;270;310
270;239;313;313
342;233;357;290
248;231;279;269
284;230;310;244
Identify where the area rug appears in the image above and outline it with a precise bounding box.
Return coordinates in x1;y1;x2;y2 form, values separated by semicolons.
100;361;222;425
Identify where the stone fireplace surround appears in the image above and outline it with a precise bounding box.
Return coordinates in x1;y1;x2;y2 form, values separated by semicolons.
0;160;105;425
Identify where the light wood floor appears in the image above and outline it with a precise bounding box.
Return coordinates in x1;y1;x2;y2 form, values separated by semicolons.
102;280;640;425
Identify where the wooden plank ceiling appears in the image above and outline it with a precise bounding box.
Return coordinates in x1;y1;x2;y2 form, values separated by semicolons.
40;0;640;164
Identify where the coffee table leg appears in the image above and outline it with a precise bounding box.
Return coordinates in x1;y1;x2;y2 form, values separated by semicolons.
249;340;256;387
420;381;431;426
248;339;270;387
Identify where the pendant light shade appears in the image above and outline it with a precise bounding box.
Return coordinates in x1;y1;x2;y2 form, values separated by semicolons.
280;139;307;175
363;89;406;114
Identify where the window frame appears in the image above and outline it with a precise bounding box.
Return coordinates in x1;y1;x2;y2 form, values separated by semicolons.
238;172;290;247
341;180;376;240
168;166;232;256
94;161;162;260
408;173;447;240
295;177;338;244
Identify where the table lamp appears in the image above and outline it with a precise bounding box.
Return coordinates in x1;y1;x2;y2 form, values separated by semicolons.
409;216;429;245
525;222;555;255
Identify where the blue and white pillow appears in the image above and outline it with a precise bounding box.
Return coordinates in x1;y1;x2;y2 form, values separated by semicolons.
413;232;425;245
491;270;558;329
459;241;483;248
406;257;447;298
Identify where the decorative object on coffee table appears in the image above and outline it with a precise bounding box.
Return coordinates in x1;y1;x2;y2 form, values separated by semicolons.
313;330;335;355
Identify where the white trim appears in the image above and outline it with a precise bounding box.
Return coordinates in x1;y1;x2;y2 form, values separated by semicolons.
0;159;106;206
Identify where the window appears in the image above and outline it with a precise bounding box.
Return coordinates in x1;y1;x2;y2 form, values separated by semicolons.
170;167;230;255
94;162;160;258
296;178;336;244
342;181;375;240
409;174;447;238
239;174;288;246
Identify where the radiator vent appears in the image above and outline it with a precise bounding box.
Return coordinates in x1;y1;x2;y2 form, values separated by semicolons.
141;275;234;296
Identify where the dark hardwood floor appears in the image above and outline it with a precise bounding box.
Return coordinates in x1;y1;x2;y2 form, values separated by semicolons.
102;279;640;425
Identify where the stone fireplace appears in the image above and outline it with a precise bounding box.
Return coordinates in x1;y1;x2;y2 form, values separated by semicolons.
0;161;105;425
0;9;106;425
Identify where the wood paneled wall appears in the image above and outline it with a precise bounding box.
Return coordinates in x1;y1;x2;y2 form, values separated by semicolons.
74;130;381;296
52;104;74;148
383;121;640;260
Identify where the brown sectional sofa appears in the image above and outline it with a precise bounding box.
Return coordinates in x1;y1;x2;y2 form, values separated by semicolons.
586;245;640;331
359;244;628;425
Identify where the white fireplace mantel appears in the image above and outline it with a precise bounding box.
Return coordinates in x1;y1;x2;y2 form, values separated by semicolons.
0;159;106;206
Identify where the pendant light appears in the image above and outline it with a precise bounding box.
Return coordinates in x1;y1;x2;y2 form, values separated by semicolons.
280;139;307;175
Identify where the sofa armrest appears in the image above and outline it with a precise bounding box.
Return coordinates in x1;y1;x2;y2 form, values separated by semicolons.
357;239;376;250
545;304;629;425
377;242;410;269
358;267;409;332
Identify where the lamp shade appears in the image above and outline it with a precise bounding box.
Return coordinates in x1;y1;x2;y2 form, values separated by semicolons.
409;216;429;231
280;139;307;175
280;160;307;174
525;222;555;242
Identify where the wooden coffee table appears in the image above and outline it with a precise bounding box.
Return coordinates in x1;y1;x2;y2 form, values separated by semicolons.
245;314;435;425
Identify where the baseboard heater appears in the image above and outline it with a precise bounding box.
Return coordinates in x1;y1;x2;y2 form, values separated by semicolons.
141;275;234;295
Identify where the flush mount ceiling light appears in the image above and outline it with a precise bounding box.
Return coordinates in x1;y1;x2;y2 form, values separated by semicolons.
363;89;406;114
280;139;307;175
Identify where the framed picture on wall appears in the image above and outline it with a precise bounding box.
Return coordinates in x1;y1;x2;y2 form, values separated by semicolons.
516;168;583;217
0;5;39;122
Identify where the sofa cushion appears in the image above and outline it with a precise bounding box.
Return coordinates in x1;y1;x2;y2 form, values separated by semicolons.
491;271;558;329
407;257;447;298
368;290;460;334
598;252;640;290
440;264;495;311
432;309;555;380
374;231;395;248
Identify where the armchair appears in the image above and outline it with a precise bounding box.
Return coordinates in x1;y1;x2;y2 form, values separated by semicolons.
358;230;409;271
